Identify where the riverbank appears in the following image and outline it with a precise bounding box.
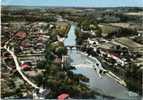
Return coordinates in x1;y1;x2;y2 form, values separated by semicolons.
70;50;139;99
77;48;141;98
78;51;127;86
56;21;71;38
65;24;140;99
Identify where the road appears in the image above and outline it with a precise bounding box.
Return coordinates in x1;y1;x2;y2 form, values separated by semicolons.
3;45;40;89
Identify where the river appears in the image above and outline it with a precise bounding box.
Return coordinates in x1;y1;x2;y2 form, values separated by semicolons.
64;24;141;100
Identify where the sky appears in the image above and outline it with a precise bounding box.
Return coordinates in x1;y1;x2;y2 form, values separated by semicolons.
2;0;143;7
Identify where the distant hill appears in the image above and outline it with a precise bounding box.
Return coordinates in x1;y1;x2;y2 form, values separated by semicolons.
2;5;143;11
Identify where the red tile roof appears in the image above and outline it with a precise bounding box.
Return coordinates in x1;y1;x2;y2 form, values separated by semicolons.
21;40;31;48
20;63;30;70
15;31;27;39
58;93;69;100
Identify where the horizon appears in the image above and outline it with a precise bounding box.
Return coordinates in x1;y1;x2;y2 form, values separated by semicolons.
2;0;143;7
2;5;143;8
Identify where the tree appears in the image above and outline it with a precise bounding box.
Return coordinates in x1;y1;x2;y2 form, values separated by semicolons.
55;47;67;57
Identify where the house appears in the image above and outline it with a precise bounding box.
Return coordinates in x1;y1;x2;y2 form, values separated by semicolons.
99;48;125;66
20;63;31;70
15;31;27;39
58;93;70;100
21;41;31;48
110;54;125;66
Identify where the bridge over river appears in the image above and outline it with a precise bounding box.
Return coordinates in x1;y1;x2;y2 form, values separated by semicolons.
65;45;82;50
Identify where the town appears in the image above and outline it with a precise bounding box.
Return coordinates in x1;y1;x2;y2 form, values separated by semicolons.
1;5;143;100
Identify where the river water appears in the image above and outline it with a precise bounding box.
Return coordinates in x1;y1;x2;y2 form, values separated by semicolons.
64;24;140;100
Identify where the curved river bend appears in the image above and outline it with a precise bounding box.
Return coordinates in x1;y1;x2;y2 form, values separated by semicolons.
64;24;140;100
